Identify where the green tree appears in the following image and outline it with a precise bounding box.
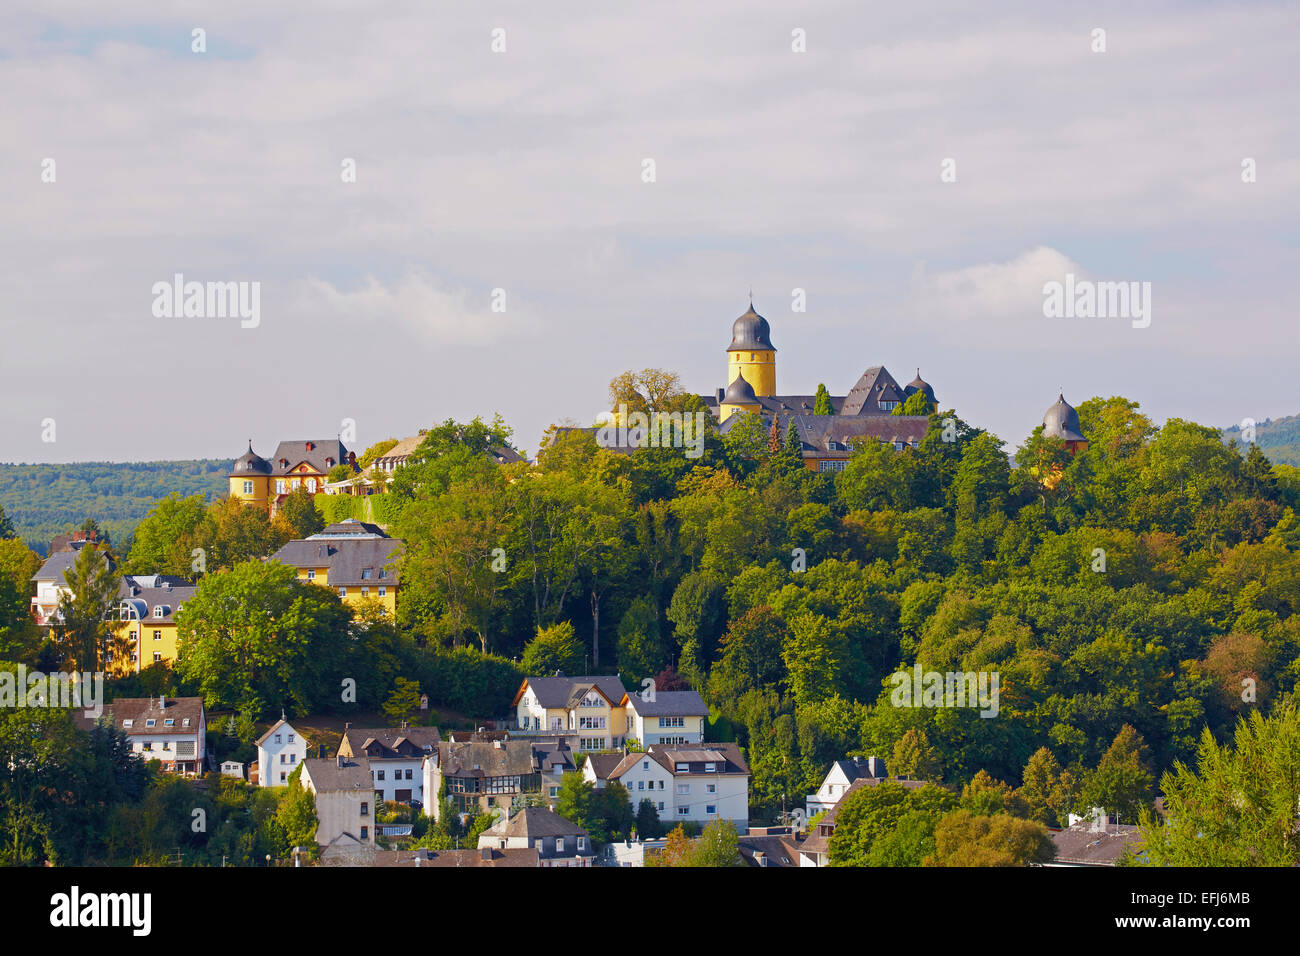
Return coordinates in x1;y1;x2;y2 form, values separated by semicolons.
51;544;120;671
924;809;1055;866
812;384;834;416
691;818;744;867
382;677;422;724
891;728;942;782
521;621;584;676
123;493;208;576
275;487;324;539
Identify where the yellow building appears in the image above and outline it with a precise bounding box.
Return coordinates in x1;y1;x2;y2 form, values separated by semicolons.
269;519;402;616
719;301;776;421
106;575;197;676
230;439;357;515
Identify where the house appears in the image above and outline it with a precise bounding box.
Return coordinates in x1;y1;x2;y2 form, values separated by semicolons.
269;520;402;615
228;438;357;514
797;773;928;867
108;696;205;775
337;722;441;804
739;826;802;868
373;846;539;868
1047;821;1145;866
424;738;576;821
805;755;890;817
255;716;308;787
587;743;750;830
622;689;709;746
29;533;112;627
220;761;246;780
513;673;629;750
301;754;375;864
601;837;667;867
108;575;197;675
478;807;598;867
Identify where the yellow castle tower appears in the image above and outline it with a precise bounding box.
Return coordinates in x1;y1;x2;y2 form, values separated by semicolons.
228;441;272;509
720;301;776;421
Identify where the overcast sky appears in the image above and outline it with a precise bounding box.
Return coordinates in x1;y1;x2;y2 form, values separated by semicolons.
2;0;1297;463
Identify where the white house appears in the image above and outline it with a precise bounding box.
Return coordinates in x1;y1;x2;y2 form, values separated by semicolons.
301;754;374;864
337;723;441;805
512;673;628;751
805;755;888;818
478;807;597;868
255;716;308;787
621;690;709;746
220;760;245;779
587;743;750;831
29;535;110;627
108;695;205;775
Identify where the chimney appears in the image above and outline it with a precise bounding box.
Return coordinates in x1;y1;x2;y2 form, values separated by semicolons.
716;388;725;403
318;744;326;758
159;694;166;711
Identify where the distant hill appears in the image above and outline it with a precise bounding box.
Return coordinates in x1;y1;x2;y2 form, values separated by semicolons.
0;460;229;554
1222;414;1300;467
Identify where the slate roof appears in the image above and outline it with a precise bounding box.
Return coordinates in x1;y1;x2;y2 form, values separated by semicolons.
303;755;372;792
608;742;750;780
1042;394;1087;443
437;740;541;778
373;847;540;868
115;577;197;626
703;393;846;419
787;414;930;458
340;726;441;760
1050;822;1143;865
32;545;114;582
623;689;709;718
486;806;592;842
739;833;802;868
583;752;626;781
515;674;628;709
270;535;402;587
840;366;907;416
727;303;776;351
107;696;204;737
268;439;352;476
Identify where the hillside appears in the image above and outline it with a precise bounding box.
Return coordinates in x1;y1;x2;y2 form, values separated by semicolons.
0;460;229;553
1222;413;1300;467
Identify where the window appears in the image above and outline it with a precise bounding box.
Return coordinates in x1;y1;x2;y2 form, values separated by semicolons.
643;761;649;770
555;838;565;854
153;606;164;618
164;718;175;727
291;478;301;490
182;718;190;727
677;783;690;795
818;460;847;473
706;783;716;794
894;441;905;451
338;587;347;598
658;717;684;728
361;568;372;580
145;719;156;728
360;826;368;840
306;478;317;493
706;804;716;815
275;480;287;494
122;719;134;728
578;716;606;730
361;588;369;598
280;772;287;783
658;780;664;790
275;734;282;744
290;754;296;764
675;763;689;772
288;734;295;743
361;802;369;816
657;802;665;811
377;770;385;780
549;786;560;798
878;400;898;411
577;837;587;851
405;769;413;780
677;806;690;816
242;480;254;495
378;587;386;597
280;754;287;764
637;780;645;790
306;569;315;581
705;762;717;773
153;630;162;641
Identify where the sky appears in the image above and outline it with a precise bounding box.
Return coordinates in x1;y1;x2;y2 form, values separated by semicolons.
2;0;1297;463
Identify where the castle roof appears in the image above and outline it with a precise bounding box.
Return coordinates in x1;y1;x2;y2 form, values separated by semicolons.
728;303;775;351
231;441;272;476
905;369;937;405
721;373;760;406
840;366;907;416
1042;394;1086;443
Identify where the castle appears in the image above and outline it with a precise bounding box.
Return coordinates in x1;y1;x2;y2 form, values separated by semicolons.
229;439;357;514
701;302;939;471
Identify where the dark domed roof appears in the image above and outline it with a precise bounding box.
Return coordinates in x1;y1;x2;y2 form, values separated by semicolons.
906;368;937;405
728;302;775;351
722;374;760;406
1042;394;1086;443
231;441;272;476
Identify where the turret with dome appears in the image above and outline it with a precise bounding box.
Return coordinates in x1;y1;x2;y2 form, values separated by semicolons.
1041;393;1088;452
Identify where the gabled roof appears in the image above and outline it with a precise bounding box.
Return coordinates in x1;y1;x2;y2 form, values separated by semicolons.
622;689;709;718
270;535;402;587
32;546;114;582
303;755;372;792
255;717;301;747
583;752;626;781
436;740;539;778
1050;822;1143;865
609;742;750;780
340;726;441;759
840;366;906;416
787;414;929;458
115;577;197;626
268;439;352;476
513;674;628;709
108;696;204;736
485;806;590;841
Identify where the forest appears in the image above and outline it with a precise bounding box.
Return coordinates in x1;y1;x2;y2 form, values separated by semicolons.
3;375;1300;865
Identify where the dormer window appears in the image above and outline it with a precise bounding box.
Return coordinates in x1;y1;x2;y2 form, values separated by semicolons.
145;719;156;728
153;605;167;618
164;719;175;727
123;719;134;728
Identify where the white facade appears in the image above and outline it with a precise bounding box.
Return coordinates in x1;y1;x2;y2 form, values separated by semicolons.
624;705;706;746
256;719;307;787
369;757;424;803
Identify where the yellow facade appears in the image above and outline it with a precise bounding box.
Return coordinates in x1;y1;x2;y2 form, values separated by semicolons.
727;347;775;397
293;567;398;616
108;620;181;676
229;474;270;509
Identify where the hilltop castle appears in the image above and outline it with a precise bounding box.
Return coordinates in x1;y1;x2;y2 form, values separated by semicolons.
701;302;939;471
